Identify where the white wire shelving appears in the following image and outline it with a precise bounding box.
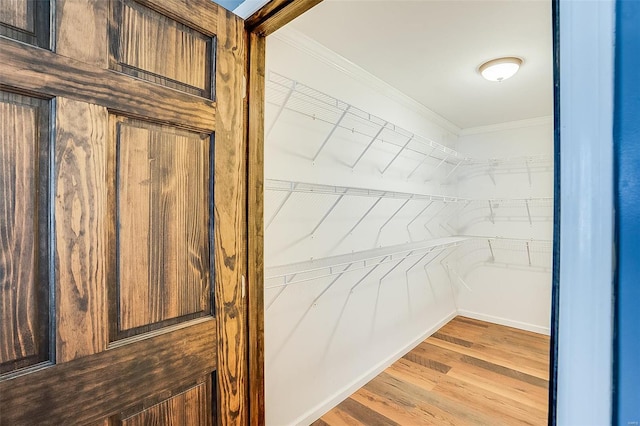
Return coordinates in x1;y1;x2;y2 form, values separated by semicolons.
264;236;552;306
266;72;464;179
265;179;553;231
265;236;469;289
265;179;463;232
454;155;553;185
266;72;553;184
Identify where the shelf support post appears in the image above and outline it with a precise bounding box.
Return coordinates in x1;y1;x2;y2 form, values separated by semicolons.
443;158;465;182
407;147;436;180
350;255;389;293
425;154;450;182
346;195;385;235
381;134;414;174
265;183;296;230
311;105;351;161
379;251;413;283
488;200;495;224
351;122;388;169
310;193;345;235
378;197;412;235
266;80;296;138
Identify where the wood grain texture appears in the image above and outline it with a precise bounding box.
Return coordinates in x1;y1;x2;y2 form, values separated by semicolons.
0;0;49;48
214;7;247;426
247;31;266;426
0;0;33;31
0;91;49;373
114;117;211;332
0;318;217;425
110;0;213;98
122;379;212;426
134;0;219;37
312;317;550;426
246;0;323;36
56;0;109;68
55;98;108;362
0;37;216;131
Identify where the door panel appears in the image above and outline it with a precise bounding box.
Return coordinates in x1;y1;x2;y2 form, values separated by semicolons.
0;91;51;374
109;0;214;98
0;0;246;424
121;377;213;426
0;318;216;424
112;116;211;337
0;0;49;48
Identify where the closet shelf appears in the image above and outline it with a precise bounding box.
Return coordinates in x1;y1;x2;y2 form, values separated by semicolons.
266;72;553;184
265;237;469;289
265;179;462;202
265;236;552;290
465;155;552;167
265;179;553;230
266;72;463;172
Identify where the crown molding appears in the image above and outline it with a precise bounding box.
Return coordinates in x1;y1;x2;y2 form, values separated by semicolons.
233;0;270;19
270;26;462;136
459;115;553;136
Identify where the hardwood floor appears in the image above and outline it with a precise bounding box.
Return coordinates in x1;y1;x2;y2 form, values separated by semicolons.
311;316;550;426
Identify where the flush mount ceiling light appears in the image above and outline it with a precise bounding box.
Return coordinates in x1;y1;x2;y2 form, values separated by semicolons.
479;57;523;82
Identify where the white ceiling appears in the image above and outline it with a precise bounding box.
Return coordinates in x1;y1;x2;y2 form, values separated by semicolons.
288;0;553;129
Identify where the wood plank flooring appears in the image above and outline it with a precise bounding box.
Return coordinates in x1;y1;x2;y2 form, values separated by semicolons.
311;316;550;426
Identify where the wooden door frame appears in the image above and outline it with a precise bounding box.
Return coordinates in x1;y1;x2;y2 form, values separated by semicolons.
243;1;322;424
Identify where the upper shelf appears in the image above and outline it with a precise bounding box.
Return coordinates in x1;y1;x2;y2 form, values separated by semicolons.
266;72;552;183
266;72;462;172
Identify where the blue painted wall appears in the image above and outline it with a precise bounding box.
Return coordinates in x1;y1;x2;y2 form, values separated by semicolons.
614;0;640;423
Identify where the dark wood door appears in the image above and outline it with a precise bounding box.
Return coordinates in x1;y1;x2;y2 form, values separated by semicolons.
0;0;247;424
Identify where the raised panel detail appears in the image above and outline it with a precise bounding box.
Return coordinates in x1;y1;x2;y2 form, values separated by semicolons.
0;91;50;374
121;378;213;426
110;116;211;339
109;0;214;98
0;0;50;48
0;0;33;31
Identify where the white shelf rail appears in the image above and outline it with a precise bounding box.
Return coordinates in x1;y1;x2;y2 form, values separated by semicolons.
266;72;553;185
265;236;551;292
266;72;463;176
265;179;462;233
266;179;553;232
265;237;469;289
451;237;553;275
452;155;553;185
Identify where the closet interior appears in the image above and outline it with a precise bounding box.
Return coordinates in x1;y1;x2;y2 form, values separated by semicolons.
262;3;553;424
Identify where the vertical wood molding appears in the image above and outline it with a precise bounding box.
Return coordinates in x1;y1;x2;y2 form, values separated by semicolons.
246;31;266;426
55;98;108;362
214;7;248;426
243;1;323;423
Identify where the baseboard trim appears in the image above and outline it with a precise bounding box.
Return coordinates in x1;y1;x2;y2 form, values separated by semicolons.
292;309;458;426
457;309;551;335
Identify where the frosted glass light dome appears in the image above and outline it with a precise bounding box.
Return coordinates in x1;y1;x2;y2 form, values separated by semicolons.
479;57;523;82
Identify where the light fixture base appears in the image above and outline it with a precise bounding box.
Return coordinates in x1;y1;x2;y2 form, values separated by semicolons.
479;57;523;82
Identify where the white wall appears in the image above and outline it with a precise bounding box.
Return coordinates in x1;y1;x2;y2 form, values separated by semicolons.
264;29;459;426
453;120;554;334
